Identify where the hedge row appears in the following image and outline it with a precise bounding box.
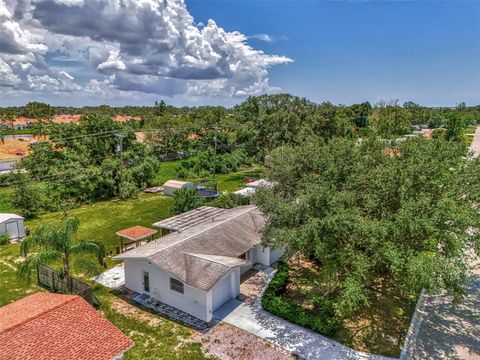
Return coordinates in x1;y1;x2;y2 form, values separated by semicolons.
261;261;340;337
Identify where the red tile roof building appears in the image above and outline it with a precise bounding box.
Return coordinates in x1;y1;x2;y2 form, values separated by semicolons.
0;293;133;360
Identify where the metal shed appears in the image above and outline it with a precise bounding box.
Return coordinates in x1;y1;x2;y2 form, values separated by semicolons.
0;213;25;241
162;180;195;196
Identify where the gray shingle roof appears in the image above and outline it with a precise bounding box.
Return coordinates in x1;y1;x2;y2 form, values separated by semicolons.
115;206;265;291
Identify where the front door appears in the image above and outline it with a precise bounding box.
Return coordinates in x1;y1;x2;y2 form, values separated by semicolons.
142;270;150;293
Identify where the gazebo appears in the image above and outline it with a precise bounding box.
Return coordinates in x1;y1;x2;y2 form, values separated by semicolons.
115;225;158;253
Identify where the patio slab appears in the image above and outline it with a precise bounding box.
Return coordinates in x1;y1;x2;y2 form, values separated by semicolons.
92;264;125;289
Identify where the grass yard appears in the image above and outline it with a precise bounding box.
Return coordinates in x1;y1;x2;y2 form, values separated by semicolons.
0;244;41;306
154;159;263;192
0;187;14;212
284;258;416;357
26;193;174;253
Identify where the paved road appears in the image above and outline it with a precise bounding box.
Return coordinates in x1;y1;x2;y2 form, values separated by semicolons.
401;127;480;360
469;126;480;157
401;261;480;360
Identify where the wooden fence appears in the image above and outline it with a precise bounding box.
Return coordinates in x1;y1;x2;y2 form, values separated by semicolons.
37;265;100;306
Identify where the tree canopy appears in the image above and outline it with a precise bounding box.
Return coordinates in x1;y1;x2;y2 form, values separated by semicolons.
255;136;480;316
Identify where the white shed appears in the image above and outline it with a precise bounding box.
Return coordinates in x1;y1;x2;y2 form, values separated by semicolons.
162;180;195;196
0;213;26;240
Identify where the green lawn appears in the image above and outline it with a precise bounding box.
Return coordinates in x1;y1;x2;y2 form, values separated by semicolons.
0;244;41;307
26;193;174;254
154;159;263;192
0;187;14;213
0;129;34;135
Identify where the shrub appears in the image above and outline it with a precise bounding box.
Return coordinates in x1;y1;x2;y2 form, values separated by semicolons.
0;233;10;245
172;187;204;214
261;261;340;337
211;192;250;209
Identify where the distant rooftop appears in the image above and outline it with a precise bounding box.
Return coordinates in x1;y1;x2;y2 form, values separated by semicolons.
153;206;226;232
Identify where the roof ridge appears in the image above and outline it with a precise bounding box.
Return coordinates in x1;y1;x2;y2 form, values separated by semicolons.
146;206;257;259
0;294;81;335
184;253;244;267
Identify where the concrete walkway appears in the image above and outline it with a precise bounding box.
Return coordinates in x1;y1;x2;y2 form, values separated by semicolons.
214;268;391;360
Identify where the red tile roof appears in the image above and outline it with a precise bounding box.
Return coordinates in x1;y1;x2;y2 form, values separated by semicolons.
52;114;82;124
0;293;133;360
114;115;141;123
116;225;158;241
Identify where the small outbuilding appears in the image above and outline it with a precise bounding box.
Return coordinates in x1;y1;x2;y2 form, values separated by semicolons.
116;225;158;253
0;213;25;241
162;180;195;196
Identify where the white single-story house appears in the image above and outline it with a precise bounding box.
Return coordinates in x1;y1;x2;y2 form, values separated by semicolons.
162;180;195;196
115;205;283;322
0;213;25;240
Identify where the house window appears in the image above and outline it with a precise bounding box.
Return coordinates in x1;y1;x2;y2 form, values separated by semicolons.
170;278;184;294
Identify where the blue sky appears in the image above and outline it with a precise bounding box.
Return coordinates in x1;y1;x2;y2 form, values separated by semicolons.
188;0;480;106
0;0;479;107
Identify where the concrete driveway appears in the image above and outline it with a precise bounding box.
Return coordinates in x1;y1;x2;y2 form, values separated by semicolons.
214;297;391;360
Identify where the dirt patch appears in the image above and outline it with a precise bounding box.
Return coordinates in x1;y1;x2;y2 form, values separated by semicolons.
110;295;164;327
0;139;31;158
239;269;267;304
192;322;294;360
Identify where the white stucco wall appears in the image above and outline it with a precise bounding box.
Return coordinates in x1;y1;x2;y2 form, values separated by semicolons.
255;245;271;265
255;245;283;266
123;258;209;321
0;219;25;240
211;268;240;312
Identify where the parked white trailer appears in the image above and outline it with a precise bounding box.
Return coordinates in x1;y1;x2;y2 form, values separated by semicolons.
0;213;26;240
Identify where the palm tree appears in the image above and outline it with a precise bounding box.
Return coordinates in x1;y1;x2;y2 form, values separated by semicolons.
19;217;105;280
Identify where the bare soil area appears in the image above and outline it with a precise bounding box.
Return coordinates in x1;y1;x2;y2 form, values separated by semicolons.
193;322;294;360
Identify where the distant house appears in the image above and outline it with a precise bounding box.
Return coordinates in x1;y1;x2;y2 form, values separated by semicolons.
162;180;195;196
0;213;25;241
0;293;133;360
115;205;283;322
11;118;34;130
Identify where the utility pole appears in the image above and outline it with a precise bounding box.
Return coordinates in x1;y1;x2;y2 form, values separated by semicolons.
213;126;218;180
114;132;125;193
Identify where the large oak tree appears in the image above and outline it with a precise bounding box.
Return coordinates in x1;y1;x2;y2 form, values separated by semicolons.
256;136;480;316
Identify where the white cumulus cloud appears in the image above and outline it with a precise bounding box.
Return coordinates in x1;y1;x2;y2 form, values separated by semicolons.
0;0;292;104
